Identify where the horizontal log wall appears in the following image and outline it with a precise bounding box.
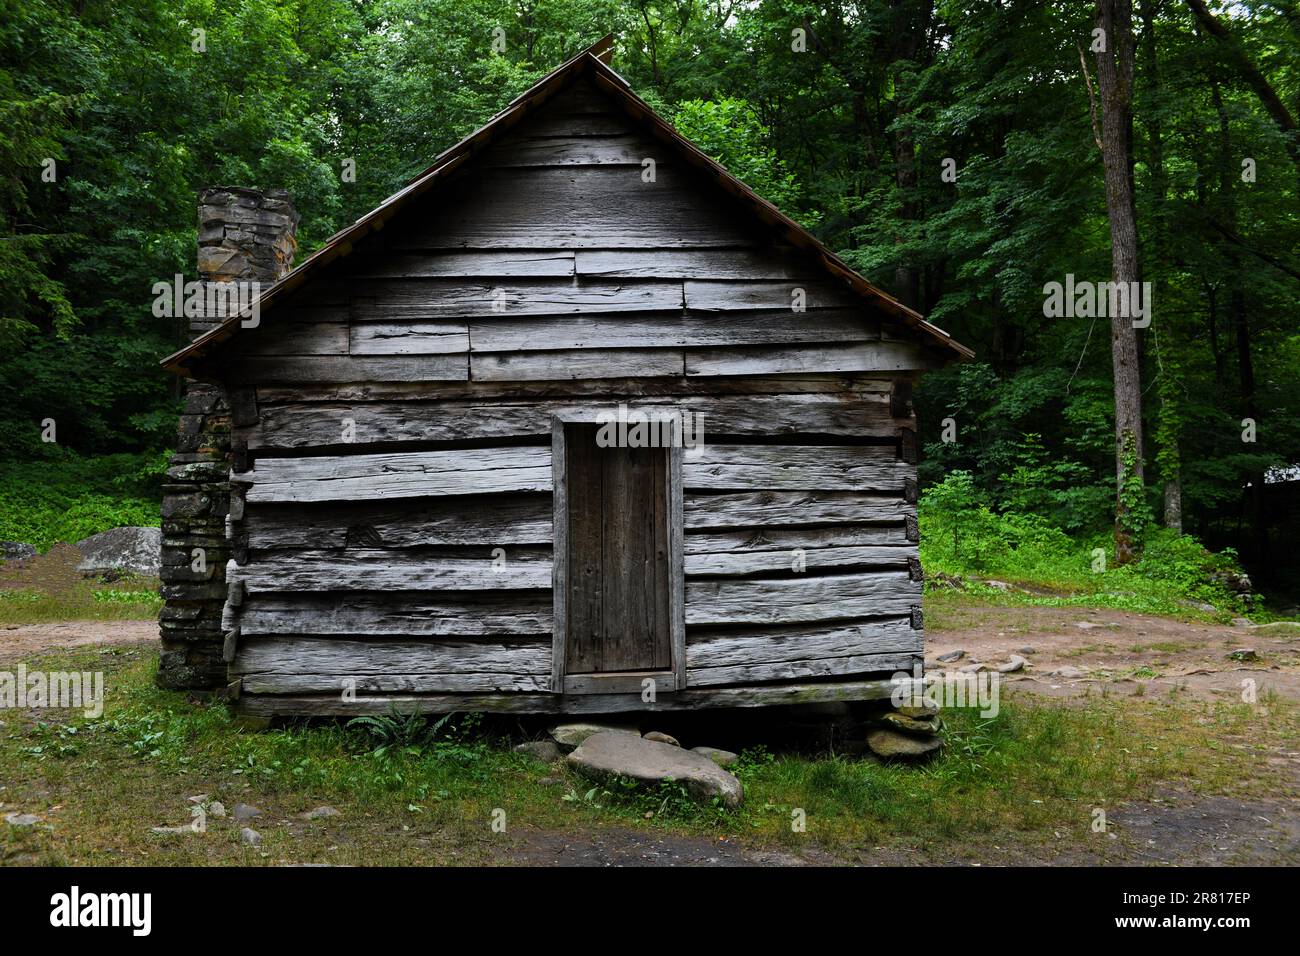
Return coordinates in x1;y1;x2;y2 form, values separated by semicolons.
225;374;921;699
215;80;929;709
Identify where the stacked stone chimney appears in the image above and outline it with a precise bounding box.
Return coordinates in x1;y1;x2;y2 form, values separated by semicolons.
157;188;299;690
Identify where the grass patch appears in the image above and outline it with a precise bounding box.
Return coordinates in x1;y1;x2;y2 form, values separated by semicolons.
0;582;161;625
1;646;1295;865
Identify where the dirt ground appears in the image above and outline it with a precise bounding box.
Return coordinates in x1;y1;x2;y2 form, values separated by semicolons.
0;543;94;595
495;785;1300;865
0;619;158;662
924;603;1300;702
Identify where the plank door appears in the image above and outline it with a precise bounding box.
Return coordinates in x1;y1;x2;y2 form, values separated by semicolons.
563;423;672;674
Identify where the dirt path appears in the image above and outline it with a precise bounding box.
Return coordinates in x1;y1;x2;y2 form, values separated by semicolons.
0;620;156;665
493;788;1300;866
927;603;1300;702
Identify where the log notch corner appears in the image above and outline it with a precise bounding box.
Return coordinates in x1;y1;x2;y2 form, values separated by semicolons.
157;188;298;690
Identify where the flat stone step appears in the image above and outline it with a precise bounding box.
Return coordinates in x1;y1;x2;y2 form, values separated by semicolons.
567;732;743;808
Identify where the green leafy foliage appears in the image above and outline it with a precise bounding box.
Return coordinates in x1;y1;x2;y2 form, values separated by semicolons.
0;453;162;550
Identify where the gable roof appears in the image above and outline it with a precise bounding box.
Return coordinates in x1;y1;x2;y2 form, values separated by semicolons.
162;35;972;374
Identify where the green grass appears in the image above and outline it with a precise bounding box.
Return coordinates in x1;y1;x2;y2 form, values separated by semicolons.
0;586;162;624
1;646;1295;865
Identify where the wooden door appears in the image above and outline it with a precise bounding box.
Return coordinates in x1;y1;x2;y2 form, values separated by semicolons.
564;424;671;674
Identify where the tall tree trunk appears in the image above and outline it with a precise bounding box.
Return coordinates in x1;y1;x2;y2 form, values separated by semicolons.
1097;0;1146;563
1141;0;1182;532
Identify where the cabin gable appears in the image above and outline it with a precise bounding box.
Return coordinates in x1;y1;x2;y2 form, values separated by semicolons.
204;77;943;386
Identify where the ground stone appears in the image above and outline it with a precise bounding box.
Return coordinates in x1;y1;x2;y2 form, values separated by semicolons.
877;712;942;735
514;740;562;763
998;655;1028;674
231;803;262;822
866;729;942;758
549;722;639;751
0;542;36;562
896;701;940;719
1230;619;1253;628
302;806;341;820
690;746;738;768
936;650;965;663
1049;665;1085;679
568;733;743;808
75;526;162;577
240;827;262;847
643;731;680;747
5;813;40;827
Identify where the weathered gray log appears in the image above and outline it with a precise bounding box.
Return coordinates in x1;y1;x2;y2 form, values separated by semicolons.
686;342;941;376
242;494;552;549
683;279;859;311
236;550;552;593
352;250;575;278
237;595;551;637
240;322;349;356
684;491;913;529
686;617;918;668
684;544;915;576
252;373;900;404
347;278;685;319
686;652;918;687
233;640;550;693
236;446;552;503
684;571;921;625
235;676;910;716
471;348;684;381
466;309;877;352
240;394;907;449
683;524;910;553
349;321;469;355
682;445;909;492
481;132;663;167
232;636;550;684
574;248;807;280
225;355;470;384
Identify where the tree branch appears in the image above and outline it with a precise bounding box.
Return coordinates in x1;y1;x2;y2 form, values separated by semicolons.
1077;40;1105;152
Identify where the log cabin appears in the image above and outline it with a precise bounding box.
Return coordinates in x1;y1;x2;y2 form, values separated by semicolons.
159;36;972;717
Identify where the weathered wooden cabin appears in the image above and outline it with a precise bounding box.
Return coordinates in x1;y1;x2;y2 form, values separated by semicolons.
161;37;971;717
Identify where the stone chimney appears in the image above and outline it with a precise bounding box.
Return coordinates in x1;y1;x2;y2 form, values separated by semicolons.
157;188;299;691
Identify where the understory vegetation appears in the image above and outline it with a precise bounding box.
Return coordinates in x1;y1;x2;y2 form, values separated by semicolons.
0;646;1294;865
918;466;1264;619
0;452;163;551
